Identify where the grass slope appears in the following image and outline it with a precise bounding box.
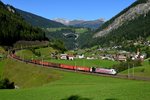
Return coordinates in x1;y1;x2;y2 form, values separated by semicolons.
120;60;150;77
46;59;118;68
0;64;150;99
35;47;57;57
0;61;5;77
147;36;150;41
0;59;150;100
16;47;57;60
1;59;61;88
16;48;118;68
16;49;35;60
0;46;5;53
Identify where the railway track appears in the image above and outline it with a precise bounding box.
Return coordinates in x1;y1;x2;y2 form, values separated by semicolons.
9;55;150;81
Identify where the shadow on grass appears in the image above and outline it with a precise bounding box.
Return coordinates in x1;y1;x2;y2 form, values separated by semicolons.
61;95;119;100
61;95;91;100
105;98;118;100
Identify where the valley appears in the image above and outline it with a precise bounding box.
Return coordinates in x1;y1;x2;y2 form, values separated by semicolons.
0;0;150;100
0;57;150;100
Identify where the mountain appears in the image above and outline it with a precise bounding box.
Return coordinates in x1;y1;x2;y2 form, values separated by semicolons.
53;18;104;29
0;1;47;46
90;0;150;47
53;18;70;25
16;9;65;28
94;0;150;37
70;19;104;29
69;20;85;25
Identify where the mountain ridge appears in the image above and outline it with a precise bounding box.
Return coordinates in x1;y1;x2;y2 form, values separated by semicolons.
53;18;104;29
16;9;65;28
94;0;150;37
77;0;150;49
0;1;47;46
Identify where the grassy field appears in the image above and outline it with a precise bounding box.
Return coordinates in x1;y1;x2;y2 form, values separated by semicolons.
16;48;119;68
119;60;150;77
10;48;150;99
16;47;57;60
0;46;5;77
46;27;88;34
0;59;150;100
46;59;118;68
35;47;57;57
75;28;89;34
0;46;5;53
0;59;61;88
16;49;35;60
0;61;5;77
147;36;150;41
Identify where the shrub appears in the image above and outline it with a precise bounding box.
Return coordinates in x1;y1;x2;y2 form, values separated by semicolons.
0;78;15;89
29;48;41;57
112;59;142;72
61;95;91;100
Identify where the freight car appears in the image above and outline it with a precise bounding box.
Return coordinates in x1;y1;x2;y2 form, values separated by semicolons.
60;64;75;70
10;54;117;75
76;66;90;72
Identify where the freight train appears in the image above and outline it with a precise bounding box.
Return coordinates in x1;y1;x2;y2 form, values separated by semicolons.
10;54;117;75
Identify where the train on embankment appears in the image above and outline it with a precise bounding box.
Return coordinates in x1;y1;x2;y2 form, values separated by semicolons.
10;54;117;75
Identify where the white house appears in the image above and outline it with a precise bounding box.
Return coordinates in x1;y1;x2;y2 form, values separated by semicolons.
68;55;74;60
60;54;74;60
60;54;67;60
78;54;84;59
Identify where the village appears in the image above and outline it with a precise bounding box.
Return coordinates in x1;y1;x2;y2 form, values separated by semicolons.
57;48;146;62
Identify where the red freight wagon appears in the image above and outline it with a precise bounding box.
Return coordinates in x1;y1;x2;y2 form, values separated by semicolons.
76;66;90;72
10;54;15;58
31;60;36;63
41;61;49;66
32;60;41;64
39;61;44;65
44;62;49;66
48;62;60;67
60;64;75;70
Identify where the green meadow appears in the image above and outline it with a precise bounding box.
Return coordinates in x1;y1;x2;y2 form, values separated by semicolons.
16;49;119;68
0;61;5;77
0;59;61;88
16;47;57;60
120;60;150;77
46;59;118;68
0;58;150;100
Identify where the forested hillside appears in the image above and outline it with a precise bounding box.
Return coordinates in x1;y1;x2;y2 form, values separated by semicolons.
95;0;148;33
0;1;47;46
16;9;65;28
83;0;150;48
45;27;91;50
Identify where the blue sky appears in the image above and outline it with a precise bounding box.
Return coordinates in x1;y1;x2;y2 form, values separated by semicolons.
2;0;136;21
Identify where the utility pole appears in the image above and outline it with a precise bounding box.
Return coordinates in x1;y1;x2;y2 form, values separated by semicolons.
75;60;76;72
42;56;43;67
132;63;134;78
128;63;130;79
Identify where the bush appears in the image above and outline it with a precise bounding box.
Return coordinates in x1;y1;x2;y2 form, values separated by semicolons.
50;39;67;53
61;95;91;100
112;59;142;72
0;78;15;89
29;48;41;57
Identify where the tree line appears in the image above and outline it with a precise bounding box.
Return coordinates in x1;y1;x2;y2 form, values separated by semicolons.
0;1;47;46
82;7;150;52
